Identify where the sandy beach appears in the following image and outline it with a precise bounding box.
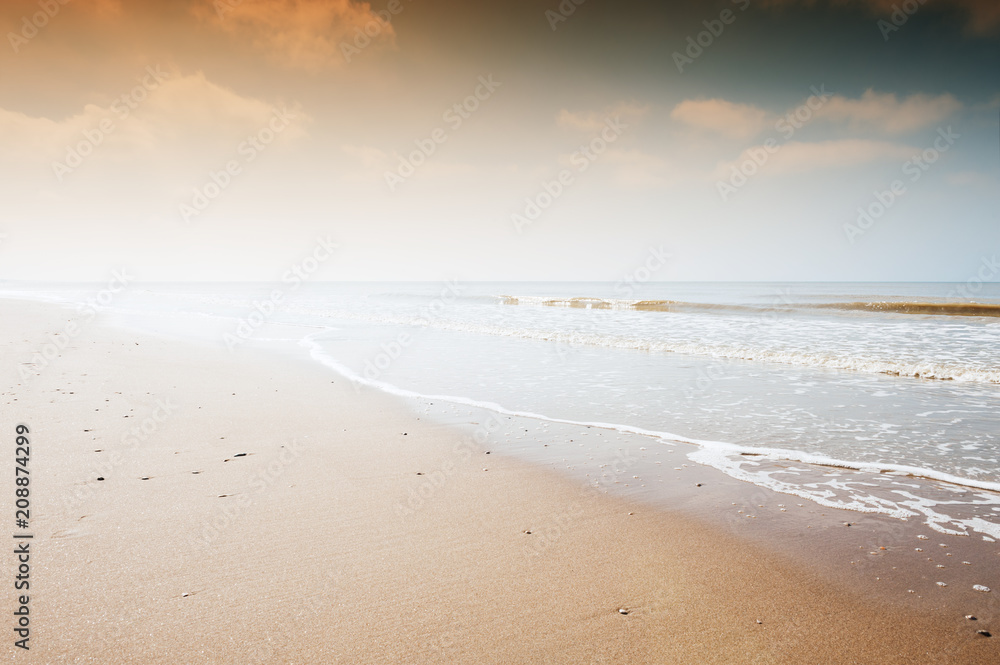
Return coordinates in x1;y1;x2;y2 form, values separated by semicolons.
1;298;995;663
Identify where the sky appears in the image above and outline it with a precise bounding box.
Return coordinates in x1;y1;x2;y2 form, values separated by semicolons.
0;0;997;282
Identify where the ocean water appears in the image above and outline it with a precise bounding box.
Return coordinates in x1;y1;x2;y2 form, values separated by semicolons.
5;281;1000;537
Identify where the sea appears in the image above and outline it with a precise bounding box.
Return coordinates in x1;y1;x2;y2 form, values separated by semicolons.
4;280;1000;538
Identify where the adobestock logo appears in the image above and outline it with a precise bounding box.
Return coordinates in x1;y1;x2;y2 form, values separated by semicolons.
672;0;750;74
512;115;628;234
52;66;170;183
224;236;338;351
384;75;501;192
844;126;959;244
180;108;298;224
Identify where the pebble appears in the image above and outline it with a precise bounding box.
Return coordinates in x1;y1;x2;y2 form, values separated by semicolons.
976;630;992;637
96;477;104;481
618;608;629;615
755;619;762;624
973;585;991;593
966;615;977;621
917;535;929;540
936;582;948;587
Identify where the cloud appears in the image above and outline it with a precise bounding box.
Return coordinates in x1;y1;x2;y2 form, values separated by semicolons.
194;0;395;70
714;139;915;177
0;71;306;174
556;102;649;132
815;90;961;134
670;99;770;140
759;0;999;35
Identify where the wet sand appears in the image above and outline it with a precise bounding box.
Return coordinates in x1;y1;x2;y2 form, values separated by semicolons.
3;298;997;663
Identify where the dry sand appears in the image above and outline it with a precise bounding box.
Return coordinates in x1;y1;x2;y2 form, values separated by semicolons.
3;298;997;663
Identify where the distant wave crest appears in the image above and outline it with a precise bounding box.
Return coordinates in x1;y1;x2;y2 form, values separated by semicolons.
499;295;1000;318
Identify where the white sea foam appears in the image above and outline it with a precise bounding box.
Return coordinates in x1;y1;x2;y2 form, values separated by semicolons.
300;330;1000;538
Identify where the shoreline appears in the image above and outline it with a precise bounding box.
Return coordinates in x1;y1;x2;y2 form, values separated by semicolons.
4;298;998;663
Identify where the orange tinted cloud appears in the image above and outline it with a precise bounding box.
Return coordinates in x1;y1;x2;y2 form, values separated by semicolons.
0;71;306;176
815;90;961;133
556;102;649;132
194;0;396;69
670;99;769;140
714;139;915;178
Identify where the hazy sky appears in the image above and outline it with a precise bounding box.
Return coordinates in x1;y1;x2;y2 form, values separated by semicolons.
0;0;997;282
